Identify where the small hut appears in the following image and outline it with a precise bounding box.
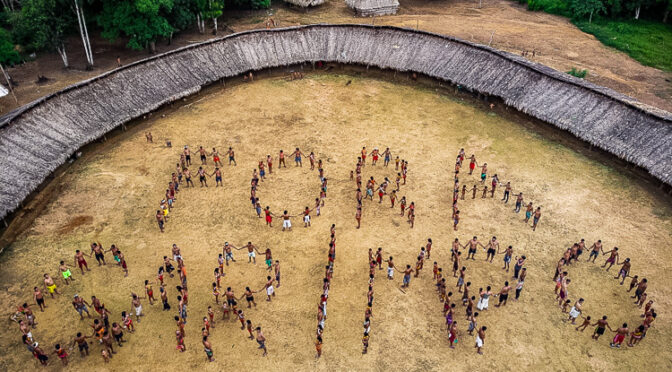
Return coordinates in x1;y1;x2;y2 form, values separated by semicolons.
284;0;326;7
346;0;399;16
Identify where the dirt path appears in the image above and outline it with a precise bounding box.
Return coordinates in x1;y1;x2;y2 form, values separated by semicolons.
0;0;670;114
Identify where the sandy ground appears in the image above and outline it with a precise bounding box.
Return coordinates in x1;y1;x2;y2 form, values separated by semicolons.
0;0;670;114
0;74;671;371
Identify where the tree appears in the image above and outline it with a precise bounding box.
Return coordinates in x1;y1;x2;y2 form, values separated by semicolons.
228;0;270;9
166;0;196;32
0;27;20;65
98;0;174;53
625;0;649;19
569;0;606;22
73;0;94;69
196;0;223;35
11;0;73;68
165;0;196;44
656;0;671;22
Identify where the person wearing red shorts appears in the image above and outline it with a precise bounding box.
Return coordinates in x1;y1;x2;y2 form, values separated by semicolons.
370;148;380;165
361;146;367;165
611;323;629;348
448;321;458;349
469;155;477;175
264;207;273;227
74;250;89;275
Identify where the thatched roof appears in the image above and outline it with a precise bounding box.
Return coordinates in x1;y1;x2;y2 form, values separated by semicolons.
284;0;326;7
346;0;399;16
0;24;671;220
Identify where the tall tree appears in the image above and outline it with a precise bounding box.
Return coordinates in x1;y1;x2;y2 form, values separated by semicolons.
569;0;606;22
196;0;223;35
12;0;73;68
97;0;174;53
73;0;94;69
166;0;196;32
165;0;196;44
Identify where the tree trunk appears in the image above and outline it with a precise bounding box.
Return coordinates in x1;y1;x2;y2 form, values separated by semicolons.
663;9;669;23
81;4;93;68
479;0;482;9
149;41;156;54
196;13;205;34
589;10;593;23
57;44;69;68
635;5;640;20
213;17;218;35
74;0;93;69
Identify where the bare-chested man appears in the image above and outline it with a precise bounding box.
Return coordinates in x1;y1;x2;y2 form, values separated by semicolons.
74;250;89;275
261;276;275;301
183;146;192;166
475;326;487;354
43;273;60;298
484;237;499;263
227;147;237;166
602;247;619;271
239;242;260;264
532;207;542;231
402;265;414;288
291;147;305;167
72;295;92;319
198;146;208;165
495;282;511;307
73;332;90;356
59;261;74;285
211;167;223;187
465;236;484;260
90;242;106;266
615;258;631;285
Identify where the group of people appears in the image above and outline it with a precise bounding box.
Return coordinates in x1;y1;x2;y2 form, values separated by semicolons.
14;241;143;366
452;149;542;231
155;143;239;232
253;148;327;231
314;225;337;358
353;146;415;229
553;239;656;348
441;237;526;354
168;242;273;360
364;236;526;355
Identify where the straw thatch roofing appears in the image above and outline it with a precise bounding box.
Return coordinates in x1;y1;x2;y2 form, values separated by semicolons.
0;24;671;220
284;0;326;7
346;0;399;16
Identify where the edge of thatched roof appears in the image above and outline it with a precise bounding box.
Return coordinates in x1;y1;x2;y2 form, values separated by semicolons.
2;24;669;126
283;0;326;7
0;24;670;221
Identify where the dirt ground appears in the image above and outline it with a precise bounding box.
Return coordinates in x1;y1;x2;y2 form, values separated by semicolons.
0;0;670;115
0;73;671;371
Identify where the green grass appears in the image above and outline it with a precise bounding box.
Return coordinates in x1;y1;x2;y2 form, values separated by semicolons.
572;19;672;72
567;67;588;78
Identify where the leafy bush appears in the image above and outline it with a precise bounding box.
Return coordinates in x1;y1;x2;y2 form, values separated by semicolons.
0;28;21;66
527;0;570;16
249;0;271;9
567;67;588;78
228;0;270;9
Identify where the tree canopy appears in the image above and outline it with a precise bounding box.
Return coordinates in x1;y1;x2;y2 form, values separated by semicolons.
97;0;175;51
